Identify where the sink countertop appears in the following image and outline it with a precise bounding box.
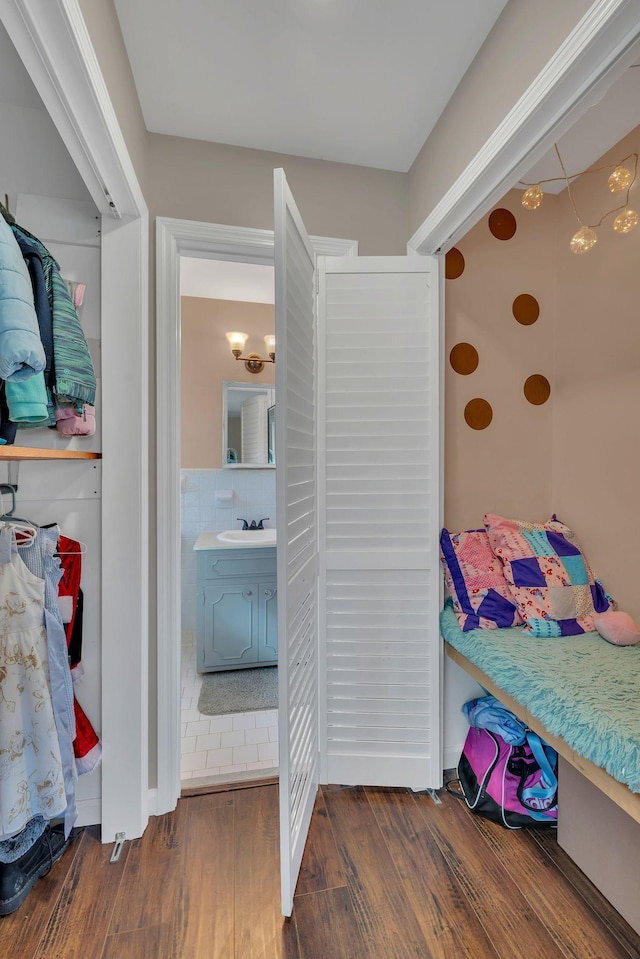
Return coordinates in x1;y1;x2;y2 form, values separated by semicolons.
194;531;276;551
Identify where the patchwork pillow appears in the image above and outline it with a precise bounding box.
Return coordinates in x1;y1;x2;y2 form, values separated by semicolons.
484;513;613;637
439;528;523;631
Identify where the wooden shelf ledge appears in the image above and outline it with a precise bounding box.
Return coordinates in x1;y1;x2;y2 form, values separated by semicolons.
0;446;101;460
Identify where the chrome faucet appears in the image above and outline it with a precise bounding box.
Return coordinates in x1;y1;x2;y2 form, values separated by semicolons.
237;518;270;530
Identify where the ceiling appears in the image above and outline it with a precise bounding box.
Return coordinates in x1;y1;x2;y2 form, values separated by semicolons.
112;0;508;173
181;257;274;303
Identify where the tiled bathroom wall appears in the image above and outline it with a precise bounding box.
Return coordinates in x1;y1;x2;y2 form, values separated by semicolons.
180;467;276;634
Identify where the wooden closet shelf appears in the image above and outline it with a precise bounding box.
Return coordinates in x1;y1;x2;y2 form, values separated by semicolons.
0;446;101;460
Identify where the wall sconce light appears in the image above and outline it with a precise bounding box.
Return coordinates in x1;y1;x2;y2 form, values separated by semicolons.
225;331;276;374
519;146;638;254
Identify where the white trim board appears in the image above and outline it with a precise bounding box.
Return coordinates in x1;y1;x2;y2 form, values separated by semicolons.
155;218;357;816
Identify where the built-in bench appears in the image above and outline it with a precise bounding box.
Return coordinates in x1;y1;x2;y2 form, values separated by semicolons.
440;601;640;824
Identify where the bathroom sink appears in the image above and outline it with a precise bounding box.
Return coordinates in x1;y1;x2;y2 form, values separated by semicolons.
217;529;276;545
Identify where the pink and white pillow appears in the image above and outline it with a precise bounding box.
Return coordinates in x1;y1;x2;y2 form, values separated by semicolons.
440;527;523;632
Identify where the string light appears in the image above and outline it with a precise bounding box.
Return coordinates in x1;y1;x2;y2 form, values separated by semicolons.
519;148;638;253
613;208;639;234
608;166;633;192
521;184;543;210
570;226;598;254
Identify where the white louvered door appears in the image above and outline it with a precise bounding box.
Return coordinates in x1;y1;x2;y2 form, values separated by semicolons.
274;169;319;918
317;257;441;789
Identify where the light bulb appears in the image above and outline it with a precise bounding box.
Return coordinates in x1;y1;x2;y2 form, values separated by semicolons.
608;166;632;193
521;185;543;210
226;331;248;353
570;226;597;254
612;208;639;234
264;334;275;357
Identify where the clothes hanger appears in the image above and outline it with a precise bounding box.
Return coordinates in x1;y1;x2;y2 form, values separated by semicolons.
0;194;15;225
0;486;38;543
56;540;88;556
0;488;37;547
0;485;37;525
39;521;88;556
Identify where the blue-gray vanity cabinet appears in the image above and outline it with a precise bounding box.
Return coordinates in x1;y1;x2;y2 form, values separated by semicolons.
196;546;277;672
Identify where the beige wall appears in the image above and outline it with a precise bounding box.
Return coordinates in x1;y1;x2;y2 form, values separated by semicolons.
77;0;148;193
148;134;408;255
552;125;640;621
444;189;557;531
408;0;593;235
181;297;275;469
445;124;640;622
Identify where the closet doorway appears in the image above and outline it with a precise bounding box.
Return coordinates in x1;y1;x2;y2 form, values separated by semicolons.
178;256;278;791
1;2;149;844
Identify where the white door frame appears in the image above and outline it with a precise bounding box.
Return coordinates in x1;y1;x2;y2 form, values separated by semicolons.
0;0;149;841
155;218;357;814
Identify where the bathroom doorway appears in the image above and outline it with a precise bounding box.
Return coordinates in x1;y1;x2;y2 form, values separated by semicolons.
155;218;357;814
178;256;279;791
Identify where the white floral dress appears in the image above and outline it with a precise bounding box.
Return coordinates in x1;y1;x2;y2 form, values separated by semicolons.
0;529;66;838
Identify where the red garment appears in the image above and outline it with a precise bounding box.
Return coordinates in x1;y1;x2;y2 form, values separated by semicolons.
58;534;101;774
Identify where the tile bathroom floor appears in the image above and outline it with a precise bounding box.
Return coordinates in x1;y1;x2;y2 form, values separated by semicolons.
180;638;279;788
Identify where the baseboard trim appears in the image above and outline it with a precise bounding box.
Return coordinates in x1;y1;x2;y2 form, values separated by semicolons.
147;787;159;817
444;744;462;773
181;772;279;797
75;796;101;828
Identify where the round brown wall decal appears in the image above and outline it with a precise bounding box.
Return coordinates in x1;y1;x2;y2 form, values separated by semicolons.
449;342;479;375
512;293;540;326
445;247;465;279
524;374;551;405
488;208;517;240
464;398;493;430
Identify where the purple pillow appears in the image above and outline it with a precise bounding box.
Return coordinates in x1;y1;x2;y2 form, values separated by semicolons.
440;528;523;631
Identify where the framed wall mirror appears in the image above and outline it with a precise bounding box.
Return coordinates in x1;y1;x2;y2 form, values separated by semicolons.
222;381;275;468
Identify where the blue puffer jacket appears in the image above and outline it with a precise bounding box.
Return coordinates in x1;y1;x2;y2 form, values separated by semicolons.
0;214;45;380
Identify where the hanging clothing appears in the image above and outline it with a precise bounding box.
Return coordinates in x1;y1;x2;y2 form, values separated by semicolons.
12;232;55;395
19;527;77;838
9;223;96;416
4;375;49;427
0;528;66;839
0;215;45;382
57;534;101;775
4;230;57;431
0;219;52;440
0;382;17;446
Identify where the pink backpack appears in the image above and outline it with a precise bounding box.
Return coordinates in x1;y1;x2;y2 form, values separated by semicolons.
448;724;558;829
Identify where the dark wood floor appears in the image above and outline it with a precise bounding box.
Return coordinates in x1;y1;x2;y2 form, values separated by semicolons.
2;782;639;959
